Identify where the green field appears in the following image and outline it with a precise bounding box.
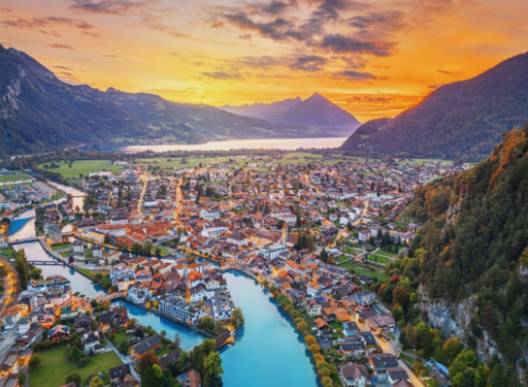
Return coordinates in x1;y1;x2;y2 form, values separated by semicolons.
29;346;122;387
109;330;129;349
398;158;453;166
38;160;122;180
367;249;395;265
274;152;323;165
51;243;72;251
0;171;31;184
342;246;364;255
336;258;388;281
137;156;248;171
367;253;393;265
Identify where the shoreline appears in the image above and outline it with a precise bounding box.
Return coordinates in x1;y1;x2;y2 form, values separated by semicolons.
121;136;348;153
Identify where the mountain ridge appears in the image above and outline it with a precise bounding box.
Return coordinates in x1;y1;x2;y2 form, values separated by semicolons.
0;45;353;157
222;92;360;136
341;52;528;161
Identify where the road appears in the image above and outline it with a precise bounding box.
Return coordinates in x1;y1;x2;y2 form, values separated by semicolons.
355;319;424;387
0;330;16;360
136;173;149;221
172;176;184;228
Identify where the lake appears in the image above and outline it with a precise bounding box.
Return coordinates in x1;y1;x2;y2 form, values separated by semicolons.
122;137;347;153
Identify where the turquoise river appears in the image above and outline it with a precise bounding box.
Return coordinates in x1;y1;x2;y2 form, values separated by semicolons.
14;242;318;387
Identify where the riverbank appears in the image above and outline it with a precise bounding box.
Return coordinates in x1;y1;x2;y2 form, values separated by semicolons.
14;236;318;386
221;271;318;387
12;241;104;298
113;297;219;340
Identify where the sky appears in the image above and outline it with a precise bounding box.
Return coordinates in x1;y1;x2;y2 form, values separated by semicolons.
1;0;527;122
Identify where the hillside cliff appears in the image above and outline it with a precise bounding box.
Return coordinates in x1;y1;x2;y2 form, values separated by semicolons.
408;126;528;370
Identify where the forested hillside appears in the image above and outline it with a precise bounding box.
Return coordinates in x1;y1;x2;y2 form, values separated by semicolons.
379;126;528;385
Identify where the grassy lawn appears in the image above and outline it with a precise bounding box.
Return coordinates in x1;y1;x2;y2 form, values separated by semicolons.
398;158;452;166
343;246;364;255
367;254;392;265
77;268;108;281
137;156;248;171
51;243;72;251
336;259;387;282
0;171;31;184
274;152;323;165
30;346;122;387
37;160;122;180
335;254;353;264
109;330;129;352
0;247;16;260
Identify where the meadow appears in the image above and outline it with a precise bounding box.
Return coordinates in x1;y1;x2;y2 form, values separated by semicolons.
29;346;122;387
38;160;122;180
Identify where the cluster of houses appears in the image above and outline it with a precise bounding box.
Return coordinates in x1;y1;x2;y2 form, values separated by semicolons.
110;258;235;327
0;177;57;213
0;155;465;387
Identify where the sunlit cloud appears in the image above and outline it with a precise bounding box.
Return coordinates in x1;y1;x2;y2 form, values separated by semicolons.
1;0;527;122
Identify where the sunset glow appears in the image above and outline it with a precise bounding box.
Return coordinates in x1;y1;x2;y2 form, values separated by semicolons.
1;0;527;121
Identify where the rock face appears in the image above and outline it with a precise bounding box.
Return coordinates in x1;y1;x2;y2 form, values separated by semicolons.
222;92;361;137
407;127;528;370
342;52;528;161
417;285;501;362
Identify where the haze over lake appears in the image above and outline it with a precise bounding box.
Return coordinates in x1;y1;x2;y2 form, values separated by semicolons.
122;137;348;153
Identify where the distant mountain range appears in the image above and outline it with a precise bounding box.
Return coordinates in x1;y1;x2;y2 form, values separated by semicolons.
0;45;355;157
222;93;360;136
342;52;528;161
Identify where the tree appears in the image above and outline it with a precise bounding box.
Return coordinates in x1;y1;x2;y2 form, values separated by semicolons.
305;335;317;346
29;355;41;368
230;307;244;330
141;364;165;387
319;249;329;263
203;351;223;387
15;249;30;289
65;373;81;386
118;340;129;355
88;375;104;387
442;337;463;365
449;349;486;387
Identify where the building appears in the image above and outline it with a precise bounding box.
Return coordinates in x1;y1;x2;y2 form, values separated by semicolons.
339;362;369;387
130;335;161;359
259;244;288;260
159;296;191;323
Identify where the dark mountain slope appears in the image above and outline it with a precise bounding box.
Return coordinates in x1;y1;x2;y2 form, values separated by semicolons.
0;45;314;157
0;45;145;155
342;52;528;160
222;92;360;136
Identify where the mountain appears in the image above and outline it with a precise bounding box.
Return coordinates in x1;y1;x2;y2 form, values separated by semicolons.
222;92;361;136
0;45;324;157
342;52;528;161
402;126;528;375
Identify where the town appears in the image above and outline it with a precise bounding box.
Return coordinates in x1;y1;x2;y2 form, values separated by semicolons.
0;152;463;387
